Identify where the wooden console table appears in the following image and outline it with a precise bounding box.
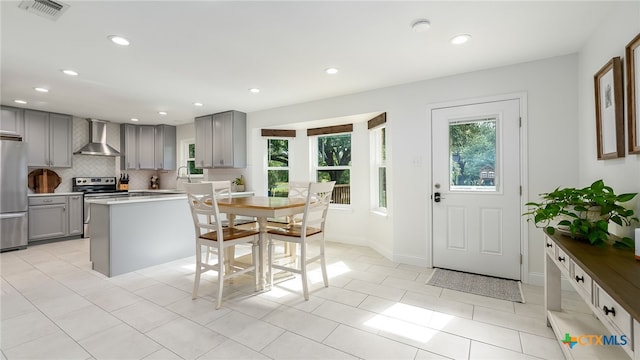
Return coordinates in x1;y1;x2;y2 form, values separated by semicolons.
544;231;640;359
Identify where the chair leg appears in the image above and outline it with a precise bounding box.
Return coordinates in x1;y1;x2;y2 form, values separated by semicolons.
192;243;202;299
320;239;328;287
253;240;259;292
300;241;309;301
216;249;225;310
268;237;274;288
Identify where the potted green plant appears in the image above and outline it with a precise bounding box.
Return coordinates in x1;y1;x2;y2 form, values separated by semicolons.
232;175;245;192
523;179;638;248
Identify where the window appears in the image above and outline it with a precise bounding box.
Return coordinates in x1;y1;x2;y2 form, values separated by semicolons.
449;118;496;191
371;126;387;210
267;138;289;197
316;133;351;205
180;139;203;176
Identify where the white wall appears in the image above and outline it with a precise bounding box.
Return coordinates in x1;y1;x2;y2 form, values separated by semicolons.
248;53;580;281
577;2;640;240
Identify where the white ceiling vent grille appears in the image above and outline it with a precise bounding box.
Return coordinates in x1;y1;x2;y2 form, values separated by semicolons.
18;0;69;21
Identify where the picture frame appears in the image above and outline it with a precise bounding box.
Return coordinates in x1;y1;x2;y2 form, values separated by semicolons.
594;56;624;160
626;33;640;154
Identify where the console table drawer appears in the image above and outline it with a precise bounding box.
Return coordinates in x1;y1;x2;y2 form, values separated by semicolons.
556;247;570;272
594;283;632;354
544;235;556;257
571;260;592;299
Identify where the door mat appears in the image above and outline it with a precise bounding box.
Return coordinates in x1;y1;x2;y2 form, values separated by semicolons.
425;268;525;303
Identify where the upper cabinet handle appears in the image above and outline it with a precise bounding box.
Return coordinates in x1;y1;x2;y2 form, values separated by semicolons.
546;243;552;248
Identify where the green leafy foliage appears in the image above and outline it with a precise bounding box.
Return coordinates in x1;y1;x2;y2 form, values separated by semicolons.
523;180;638;248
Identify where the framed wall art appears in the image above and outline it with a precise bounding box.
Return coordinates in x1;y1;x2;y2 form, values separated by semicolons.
626;33;640;154
594;56;624;160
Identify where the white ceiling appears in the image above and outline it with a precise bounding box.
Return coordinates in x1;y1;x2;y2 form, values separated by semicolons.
1;1;616;126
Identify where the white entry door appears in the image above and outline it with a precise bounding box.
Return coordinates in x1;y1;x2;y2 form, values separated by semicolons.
432;99;521;280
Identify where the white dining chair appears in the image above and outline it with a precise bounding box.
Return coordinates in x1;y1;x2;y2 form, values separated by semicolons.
185;182;260;309
267;181;310;257
267;181;335;300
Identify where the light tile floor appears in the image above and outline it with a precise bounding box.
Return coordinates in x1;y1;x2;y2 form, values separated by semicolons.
1;238;589;359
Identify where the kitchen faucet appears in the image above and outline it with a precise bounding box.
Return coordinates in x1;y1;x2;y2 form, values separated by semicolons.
176;166;191;183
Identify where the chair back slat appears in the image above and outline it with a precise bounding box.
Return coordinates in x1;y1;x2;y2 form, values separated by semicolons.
300;181;335;236
185;183;225;244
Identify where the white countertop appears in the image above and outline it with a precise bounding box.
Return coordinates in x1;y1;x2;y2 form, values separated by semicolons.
89;191;255;205
28;192;84;197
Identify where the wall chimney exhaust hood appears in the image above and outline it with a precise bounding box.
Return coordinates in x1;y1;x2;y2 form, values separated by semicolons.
74;119;121;156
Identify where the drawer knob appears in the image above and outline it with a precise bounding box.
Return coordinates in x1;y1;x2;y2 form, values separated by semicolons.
575;275;584;283
546;243;552;248
603;306;616;317
558;256;565;262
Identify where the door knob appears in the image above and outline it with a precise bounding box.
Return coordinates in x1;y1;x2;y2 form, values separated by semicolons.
434;192;441;203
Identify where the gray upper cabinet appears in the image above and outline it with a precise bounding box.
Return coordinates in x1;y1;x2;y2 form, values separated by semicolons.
155;124;176;170
194;110;246;168
0;106;25;136
137;125;156;169
24;110;72;168
120;123;176;170
120;124;137;170
194;115;213;168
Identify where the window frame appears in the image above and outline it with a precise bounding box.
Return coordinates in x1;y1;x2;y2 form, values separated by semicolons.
370;124;387;213
266;137;291;197
179;138;204;178
311;132;352;207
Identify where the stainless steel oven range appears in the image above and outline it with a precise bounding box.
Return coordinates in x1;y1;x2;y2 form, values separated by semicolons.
72;177;128;237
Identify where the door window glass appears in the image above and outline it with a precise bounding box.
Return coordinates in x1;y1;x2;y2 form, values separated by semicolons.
449;118;497;192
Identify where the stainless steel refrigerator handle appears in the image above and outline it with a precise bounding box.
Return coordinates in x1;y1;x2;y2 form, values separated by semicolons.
0;213;27;219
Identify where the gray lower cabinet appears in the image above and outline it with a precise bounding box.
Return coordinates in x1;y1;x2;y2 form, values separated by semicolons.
67;195;83;236
120;123;175;170
24;110;72;167
194;110;246;168
28;195;83;242
0;106;25;136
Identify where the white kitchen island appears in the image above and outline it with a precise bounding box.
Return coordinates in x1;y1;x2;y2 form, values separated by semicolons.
89;192;254;277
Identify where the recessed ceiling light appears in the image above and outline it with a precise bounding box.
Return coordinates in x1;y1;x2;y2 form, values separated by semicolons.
411;19;431;32
325;68;339;75
131;118;139;122
34;87;49;93
14;99;27;104
450;34;472;45
108;35;130;46
158;111;167;115
193;102;204;107
249;88;260;94
61;69;78;76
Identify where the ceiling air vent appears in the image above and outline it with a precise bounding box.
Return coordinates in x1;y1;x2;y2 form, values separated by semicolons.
18;0;69;21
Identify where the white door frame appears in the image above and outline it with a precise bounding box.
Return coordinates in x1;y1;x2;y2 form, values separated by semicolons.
425;92;529;283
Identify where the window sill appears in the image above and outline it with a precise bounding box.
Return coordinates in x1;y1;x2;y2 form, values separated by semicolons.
329;205;353;213
370;209;388;217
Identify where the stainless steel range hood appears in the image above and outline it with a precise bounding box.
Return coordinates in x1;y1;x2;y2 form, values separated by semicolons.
74;119;121;156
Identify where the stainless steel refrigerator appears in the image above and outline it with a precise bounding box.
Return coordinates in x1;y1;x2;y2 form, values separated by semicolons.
0;132;28;251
